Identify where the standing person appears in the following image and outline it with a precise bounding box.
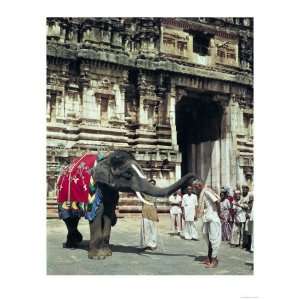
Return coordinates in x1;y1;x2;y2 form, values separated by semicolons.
246;193;254;252
220;188;232;241
249;194;254;253
140;179;159;251
230;190;247;247
181;186;198;240
241;185;251;249
197;183;222;268
169;190;182;234
227;186;235;230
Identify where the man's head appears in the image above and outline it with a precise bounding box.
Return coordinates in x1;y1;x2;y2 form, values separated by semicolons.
220;191;226;200
234;190;241;201
242;185;249;196
176;189;181;195
192;179;204;194
187;186;193;195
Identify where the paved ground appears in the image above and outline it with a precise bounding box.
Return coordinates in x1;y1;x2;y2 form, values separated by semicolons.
47;215;254;275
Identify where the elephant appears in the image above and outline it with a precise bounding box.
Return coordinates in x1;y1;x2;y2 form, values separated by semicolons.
63;150;196;260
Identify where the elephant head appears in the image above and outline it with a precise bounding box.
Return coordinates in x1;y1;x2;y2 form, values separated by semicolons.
92;150;196;204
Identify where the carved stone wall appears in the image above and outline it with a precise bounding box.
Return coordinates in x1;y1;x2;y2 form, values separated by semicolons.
46;17;253;217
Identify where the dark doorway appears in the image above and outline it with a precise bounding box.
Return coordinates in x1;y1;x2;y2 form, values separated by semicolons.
175;92;223;178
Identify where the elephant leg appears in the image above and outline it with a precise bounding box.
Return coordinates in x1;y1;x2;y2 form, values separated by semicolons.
88;203;106;259
101;215;112;256
63;217;81;248
71;217;83;243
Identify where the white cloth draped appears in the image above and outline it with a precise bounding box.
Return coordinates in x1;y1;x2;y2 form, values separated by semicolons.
140;218;157;248
182;221;198;240
200;186;221;257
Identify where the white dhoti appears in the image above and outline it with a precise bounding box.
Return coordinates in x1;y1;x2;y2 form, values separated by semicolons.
181;193;198;240
170;213;182;233
170;205;182;233
140;218;157;248
182;221;198;240
202;220;221;257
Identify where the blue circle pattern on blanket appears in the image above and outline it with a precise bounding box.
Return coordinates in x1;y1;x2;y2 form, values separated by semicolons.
84;187;103;221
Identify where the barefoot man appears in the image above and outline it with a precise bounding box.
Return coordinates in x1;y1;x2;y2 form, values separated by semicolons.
196;181;222;268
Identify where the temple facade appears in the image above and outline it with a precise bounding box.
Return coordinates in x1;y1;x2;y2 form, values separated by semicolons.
46;17;253;217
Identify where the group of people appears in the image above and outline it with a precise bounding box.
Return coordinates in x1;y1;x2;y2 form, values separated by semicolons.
140;180;254;268
224;185;254;252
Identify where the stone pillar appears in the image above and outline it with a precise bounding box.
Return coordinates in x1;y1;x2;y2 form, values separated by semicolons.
220;103;231;188
221;137;231;188
55;92;64;122
113;83;125;121
82;88;98;120
211;140;221;194
95;93;102;123
191;143;197;174
119;85;126;122
175;152;182;181
168;87;178;149
108;97;116;120
138;98;146;125
141;101;148;124
187;144;197;174
46;91;51;121
187;144;193;173
228;95;240;188
81;87;88;120
201;141;212;186
196;143;202;179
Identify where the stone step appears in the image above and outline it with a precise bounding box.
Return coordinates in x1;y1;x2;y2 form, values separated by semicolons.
47;196;171;218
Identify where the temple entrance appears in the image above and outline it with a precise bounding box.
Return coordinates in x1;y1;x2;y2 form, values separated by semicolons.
176;92;224;188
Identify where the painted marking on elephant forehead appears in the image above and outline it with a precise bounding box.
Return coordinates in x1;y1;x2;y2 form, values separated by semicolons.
131;164;147;179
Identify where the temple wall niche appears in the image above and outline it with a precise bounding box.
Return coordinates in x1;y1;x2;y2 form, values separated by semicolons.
160;26;193;59
214;35;239;67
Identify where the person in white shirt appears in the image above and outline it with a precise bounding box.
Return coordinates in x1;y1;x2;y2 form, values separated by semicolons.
250;201;254;253
181;186;198;240
197;183;222;268
241;185;251;249
230;189;249;247
169;190;182;234
247;193;254;252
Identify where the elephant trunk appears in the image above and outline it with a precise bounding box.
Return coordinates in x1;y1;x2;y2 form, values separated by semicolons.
138;173;196;197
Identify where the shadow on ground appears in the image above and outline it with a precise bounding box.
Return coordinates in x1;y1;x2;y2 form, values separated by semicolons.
71;240;208;260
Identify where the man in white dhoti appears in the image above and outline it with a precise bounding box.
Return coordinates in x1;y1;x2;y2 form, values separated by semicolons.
240;185;251;249
247;193;254;252
197;183;222;268
230;186;250;248
169;190;182;234
140;179;159;250
181;186;198;240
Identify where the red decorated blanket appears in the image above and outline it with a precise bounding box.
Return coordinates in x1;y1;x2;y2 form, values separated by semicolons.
56;153;98;204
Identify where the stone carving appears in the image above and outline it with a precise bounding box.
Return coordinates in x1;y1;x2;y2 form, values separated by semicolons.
47;17;253;216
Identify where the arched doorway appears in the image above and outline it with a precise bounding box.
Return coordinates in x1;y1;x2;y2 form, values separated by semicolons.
175;92;224;188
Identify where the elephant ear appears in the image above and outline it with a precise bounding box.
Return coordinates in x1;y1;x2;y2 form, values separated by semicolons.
92;159;112;186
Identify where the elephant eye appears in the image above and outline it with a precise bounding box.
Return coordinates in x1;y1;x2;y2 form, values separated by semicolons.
124;171;132;179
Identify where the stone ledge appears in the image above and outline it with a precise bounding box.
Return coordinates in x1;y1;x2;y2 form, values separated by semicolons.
47;44;253;87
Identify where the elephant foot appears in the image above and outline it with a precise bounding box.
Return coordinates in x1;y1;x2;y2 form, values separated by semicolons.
88;248;110;260
102;246;112;256
63;242;77;249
